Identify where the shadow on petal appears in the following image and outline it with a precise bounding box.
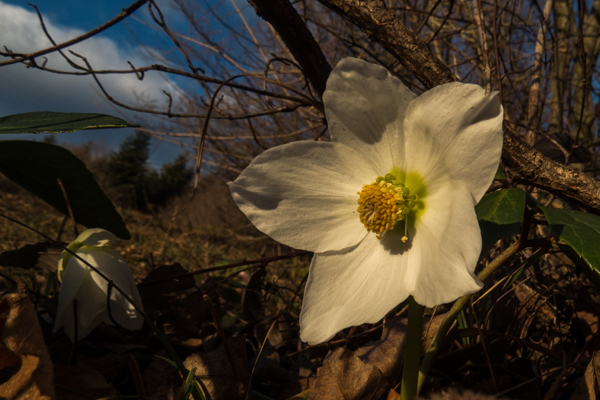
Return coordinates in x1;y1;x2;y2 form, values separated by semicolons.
230;185;282;211
381;223;412;255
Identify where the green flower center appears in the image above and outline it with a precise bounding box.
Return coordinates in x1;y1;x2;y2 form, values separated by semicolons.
357;170;426;241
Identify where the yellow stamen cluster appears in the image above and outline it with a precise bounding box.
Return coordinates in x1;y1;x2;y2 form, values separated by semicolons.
357;180;406;239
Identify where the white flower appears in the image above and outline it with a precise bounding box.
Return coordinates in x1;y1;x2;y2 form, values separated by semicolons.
54;228;144;341
229;58;503;344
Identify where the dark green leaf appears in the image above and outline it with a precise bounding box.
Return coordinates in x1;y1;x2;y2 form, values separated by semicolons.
476;188;526;253
494;166;506;180
0;112;138;134
540;206;600;275
180;367;198;400
0;140;129;239
0;241;65;271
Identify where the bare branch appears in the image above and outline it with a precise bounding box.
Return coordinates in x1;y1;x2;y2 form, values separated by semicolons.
0;0;148;67
314;0;600;214
247;0;332;97
317;0;459;88
524;0;553;145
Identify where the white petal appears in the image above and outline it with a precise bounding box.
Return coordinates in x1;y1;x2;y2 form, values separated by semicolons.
54;255;88;333
403;83;503;202
72;274;109;339
107;300;144;331
55;268;108;341
299;230;410;345
405;179;483;307
75;228;117;247
74;247;144;328
229;141;376;252
60;305;106;342
324;57;417;172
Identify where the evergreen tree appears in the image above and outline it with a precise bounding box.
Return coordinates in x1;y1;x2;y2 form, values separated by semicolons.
146;154;194;207
106;131;151;209
106;131;193;210
107;131;150;187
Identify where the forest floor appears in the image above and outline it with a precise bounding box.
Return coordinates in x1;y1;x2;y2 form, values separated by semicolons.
0;174;599;400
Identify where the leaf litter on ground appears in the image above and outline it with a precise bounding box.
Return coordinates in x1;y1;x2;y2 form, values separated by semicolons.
2;176;600;399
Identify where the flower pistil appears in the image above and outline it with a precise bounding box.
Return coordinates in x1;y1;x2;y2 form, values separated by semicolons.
357;173;418;241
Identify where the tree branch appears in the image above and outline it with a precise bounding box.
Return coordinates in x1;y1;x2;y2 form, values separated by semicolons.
317;0;459;88
317;0;600;213
246;0;332;97
0;0;148;67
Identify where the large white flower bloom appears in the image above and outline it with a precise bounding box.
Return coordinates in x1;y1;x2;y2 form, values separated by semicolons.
229;58;503;344
54;228;144;341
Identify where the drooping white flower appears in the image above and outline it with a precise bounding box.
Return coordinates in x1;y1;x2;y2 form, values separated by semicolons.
229;58;503;344
54;228;144;341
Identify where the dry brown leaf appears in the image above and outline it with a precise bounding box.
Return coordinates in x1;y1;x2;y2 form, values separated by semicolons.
242;268;278;321
422;313;447;353
310;347;389;400
387;388;401;400
254;318;285;349
0;291;55;400
138;263;196;302
242;269;267;321
514;283;554;326
571;351;600;400
53;364;121;400
309;317;408;400
183;335;250;400
0;242;63;272
424;390;510;400
252;344;298;384
355;316;407;383
142;350;179;400
273;379;313;400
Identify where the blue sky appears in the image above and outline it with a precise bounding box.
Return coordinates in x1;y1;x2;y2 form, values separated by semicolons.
0;0;231;167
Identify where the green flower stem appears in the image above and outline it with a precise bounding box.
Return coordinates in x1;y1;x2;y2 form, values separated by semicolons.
416;239;525;395
401;296;424;400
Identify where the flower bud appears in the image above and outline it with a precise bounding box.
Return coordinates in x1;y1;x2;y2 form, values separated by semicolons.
54;228;144;341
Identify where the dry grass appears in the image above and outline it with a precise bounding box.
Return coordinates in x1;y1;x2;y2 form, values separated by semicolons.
2;173;600;400
0;173;309;295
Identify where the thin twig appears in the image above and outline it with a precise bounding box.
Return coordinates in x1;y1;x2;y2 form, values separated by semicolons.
57;178;78;237
492;0;503;102
417;237;526;395
106;284;127;330
138;251;311;287
1;0;148;67
471;298;499;393
129;355;148;400
416;0;444;35
572;0;587;152
525;0;553;145
203;294;245;393
192;74;262;193
246;317;279;400
247;0;332;97
473;0;492;93
427;0;455;44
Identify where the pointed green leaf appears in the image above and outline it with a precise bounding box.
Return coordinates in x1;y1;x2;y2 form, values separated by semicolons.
0;140;129;239
0;112;138;134
540;206;600;274
476;188;526;253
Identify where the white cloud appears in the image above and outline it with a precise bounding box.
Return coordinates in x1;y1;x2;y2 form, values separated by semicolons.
0;1;180;121
0;1;185;163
